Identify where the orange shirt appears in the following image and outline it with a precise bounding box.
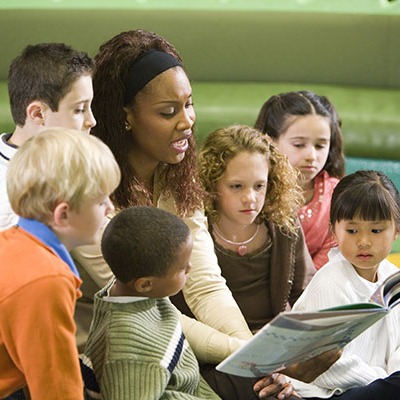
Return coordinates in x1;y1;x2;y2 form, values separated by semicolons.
0;226;83;399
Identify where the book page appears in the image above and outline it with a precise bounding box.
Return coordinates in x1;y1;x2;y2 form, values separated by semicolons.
370;270;400;308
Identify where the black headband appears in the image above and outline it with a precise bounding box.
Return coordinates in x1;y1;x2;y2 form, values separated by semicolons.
123;49;182;105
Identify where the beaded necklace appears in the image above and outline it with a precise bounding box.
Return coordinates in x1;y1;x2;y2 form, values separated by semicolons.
213;224;260;256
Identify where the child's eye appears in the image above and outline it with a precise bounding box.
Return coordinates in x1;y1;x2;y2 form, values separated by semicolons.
230;184;242;190
293;143;305;148
316;144;327;149
255;183;266;191
185;101;194;109
98;196;111;206
75;108;85;114
371;229;383;234
346;229;357;234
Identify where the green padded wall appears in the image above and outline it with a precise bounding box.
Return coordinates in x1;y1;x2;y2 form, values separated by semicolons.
0;0;400;87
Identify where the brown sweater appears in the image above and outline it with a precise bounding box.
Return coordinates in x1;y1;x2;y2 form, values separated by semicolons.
172;220;315;330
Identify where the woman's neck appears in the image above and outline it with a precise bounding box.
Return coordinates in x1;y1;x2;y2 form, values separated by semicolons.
128;151;158;190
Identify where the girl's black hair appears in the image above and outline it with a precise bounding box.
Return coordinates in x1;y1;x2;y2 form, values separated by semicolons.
330;170;400;227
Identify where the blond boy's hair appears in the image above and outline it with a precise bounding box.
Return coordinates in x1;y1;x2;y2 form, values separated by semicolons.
7;128;120;223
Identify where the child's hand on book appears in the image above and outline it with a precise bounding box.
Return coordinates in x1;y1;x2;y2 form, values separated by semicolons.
283;348;342;383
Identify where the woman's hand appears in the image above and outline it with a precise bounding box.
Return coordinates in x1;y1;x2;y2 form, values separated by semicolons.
253;373;299;399
253;348;342;398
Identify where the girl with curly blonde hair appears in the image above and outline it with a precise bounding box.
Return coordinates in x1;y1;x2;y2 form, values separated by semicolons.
201;125;302;235
188;124;316;399
198;124;314;316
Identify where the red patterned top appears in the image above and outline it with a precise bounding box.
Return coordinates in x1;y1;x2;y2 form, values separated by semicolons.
298;170;339;269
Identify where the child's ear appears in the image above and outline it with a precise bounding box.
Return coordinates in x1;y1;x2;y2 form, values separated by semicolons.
329;222;338;240
52;202;70;227
26;101;46;125
134;277;153;293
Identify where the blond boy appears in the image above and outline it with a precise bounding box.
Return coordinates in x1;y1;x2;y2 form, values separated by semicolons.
0;128;120;399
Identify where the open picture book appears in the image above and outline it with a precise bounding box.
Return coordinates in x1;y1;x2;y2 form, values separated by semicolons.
216;269;400;378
